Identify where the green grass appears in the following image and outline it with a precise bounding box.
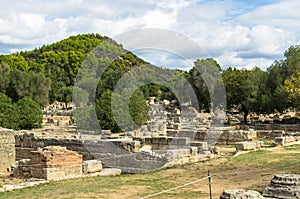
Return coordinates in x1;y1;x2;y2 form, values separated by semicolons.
1;144;300;199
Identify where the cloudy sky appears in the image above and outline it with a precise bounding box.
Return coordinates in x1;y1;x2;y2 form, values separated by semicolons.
0;0;299;70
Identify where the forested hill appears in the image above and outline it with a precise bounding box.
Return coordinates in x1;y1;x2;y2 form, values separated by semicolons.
0;33;147;105
0;33;300;131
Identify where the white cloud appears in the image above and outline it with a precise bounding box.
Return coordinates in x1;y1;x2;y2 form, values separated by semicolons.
0;0;299;70
237;0;300;31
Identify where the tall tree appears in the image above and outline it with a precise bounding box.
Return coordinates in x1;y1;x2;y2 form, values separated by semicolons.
16;97;43;129
222;68;258;123
0;94;19;129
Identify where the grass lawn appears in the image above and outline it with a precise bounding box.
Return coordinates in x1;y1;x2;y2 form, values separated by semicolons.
1;145;300;199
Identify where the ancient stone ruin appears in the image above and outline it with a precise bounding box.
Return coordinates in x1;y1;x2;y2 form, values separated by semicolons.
29;146;83;181
220;174;300;199
220;189;264;199
0;128;15;172
263;174;300;199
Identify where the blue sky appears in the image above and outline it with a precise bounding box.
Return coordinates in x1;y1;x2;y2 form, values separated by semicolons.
0;0;299;70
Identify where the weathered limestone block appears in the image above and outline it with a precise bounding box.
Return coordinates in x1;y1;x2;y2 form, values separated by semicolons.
154;148;191;163
31;165;82;181
190;141;208;152
101;130;111;136
97;168;121;176
235;141;261;152
82;160;102;174
263;174;300;199
0;128;15;172
220;189;265;199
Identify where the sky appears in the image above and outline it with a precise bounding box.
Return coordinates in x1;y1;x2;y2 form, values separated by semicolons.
0;0;299;70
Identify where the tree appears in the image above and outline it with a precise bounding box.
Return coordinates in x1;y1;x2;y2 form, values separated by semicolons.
267;45;300;111
189;58;222;111
28;72;51;107
222;68;258;123
57;86;73;109
0;94;19;129
284;71;300;108
73;106;99;131
16;97;43;129
96;90;120;132
0;62;10;93
72;86;89;107
129;89;150;126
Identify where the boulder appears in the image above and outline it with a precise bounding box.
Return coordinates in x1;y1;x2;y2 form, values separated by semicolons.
235;141;261;152
82;160;103;174
220;189;265;199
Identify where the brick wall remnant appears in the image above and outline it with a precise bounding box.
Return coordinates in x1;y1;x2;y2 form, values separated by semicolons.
30;146;83;180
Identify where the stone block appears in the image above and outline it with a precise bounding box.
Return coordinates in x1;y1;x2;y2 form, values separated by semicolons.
235;141;260;151
220;189;264;199
82;160;103;174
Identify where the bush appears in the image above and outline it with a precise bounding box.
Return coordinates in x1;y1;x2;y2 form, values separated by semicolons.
16;97;43;129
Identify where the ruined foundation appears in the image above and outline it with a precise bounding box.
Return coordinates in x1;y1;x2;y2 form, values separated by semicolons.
29;146;83;180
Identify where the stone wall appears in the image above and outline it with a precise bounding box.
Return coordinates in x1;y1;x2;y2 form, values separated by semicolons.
30;146;83;180
15;133;92;160
254;124;300;132
173;128;257;145
0;128;15;172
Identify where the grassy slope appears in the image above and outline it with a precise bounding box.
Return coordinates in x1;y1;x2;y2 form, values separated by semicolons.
1;145;300;199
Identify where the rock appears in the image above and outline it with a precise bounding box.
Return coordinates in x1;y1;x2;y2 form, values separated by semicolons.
235;141;261;152
0;179;48;192
82;160;103;174
97;168;121;176
220;189;265;199
263;174;300;199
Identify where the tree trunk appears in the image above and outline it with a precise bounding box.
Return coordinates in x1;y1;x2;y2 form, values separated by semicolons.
241;104;248;124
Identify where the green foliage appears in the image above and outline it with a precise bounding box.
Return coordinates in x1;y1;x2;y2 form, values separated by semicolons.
0;62;11;93
267;45;300;111
96;90;120;132
73;106;99;131
129;89;150;126
57;86;73;109
188;58;222;110
0;94;42;130
0;94;19;129
16;97;43;129
72;86;89;107
1;33;300;130
284;71;300;108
